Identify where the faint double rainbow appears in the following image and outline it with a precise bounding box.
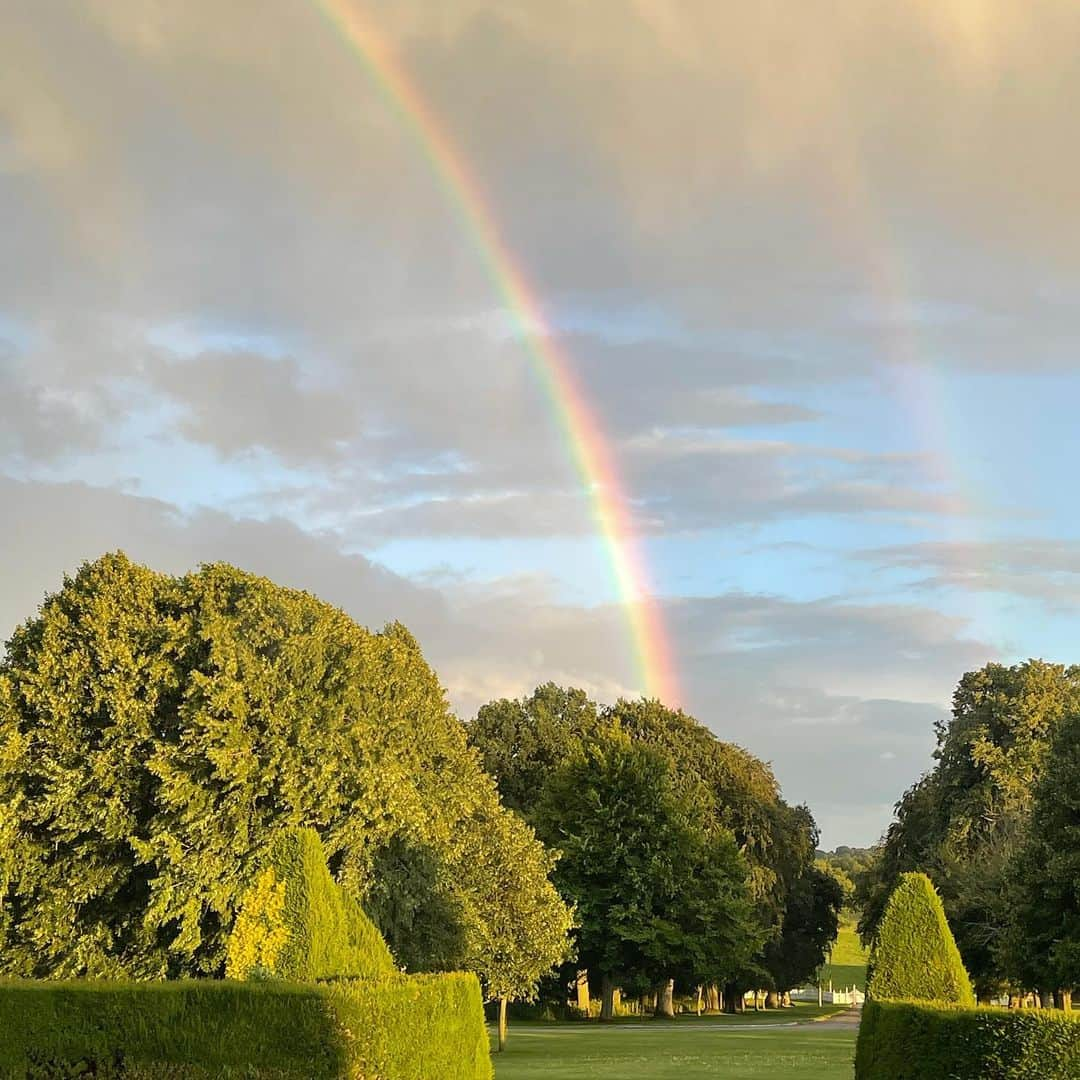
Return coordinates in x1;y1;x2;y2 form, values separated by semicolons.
311;0;680;705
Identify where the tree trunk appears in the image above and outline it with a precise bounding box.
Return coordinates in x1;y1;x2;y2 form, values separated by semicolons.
1039;989;1053;1009
655;978;676;1019
498;996;508;1052
600;976;616;1021
765;991;780;1009
783;991;792;1008
695;985;703;1016
1055;989;1073;1011
575;970;590;1013
723;981;739;1013
1008;993;1020;1009
705;984;720;1012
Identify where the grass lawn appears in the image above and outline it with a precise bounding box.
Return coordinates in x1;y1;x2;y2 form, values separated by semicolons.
490;1007;857;1080
821;919;869;992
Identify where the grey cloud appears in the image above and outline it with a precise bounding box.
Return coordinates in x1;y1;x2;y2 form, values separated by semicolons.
859;538;1080;609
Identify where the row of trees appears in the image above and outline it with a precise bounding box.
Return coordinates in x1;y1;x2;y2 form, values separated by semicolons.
468;686;842;1018
859;659;1080;1005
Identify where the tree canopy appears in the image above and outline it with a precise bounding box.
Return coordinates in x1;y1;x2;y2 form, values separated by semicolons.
532;732;758;1001
0;553;570;1001
858;660;1080;993
469;687;832;1008
1002;706;1080;996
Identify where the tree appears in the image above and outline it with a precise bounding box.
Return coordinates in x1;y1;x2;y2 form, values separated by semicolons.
532;732;758;1020
859;660;1080;995
763;864;843;998
472;689;821;1012
1002;707;1080;1006
867;872;975;1006
0;553;571;994
469;684;604;816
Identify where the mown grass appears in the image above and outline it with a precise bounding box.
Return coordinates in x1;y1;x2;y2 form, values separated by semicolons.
491;1008;857;1080
821;919;869;991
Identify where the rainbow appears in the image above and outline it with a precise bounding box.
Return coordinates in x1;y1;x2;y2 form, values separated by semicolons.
311;0;680;705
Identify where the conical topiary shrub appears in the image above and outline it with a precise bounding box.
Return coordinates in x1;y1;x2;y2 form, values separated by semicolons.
867;871;975;1005
226;828;396;981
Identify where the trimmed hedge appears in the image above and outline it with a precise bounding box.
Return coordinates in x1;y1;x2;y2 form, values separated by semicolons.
226;828;396;981
328;974;493;1080
0;975;492;1079
867;872;975;1006
856;999;1080;1080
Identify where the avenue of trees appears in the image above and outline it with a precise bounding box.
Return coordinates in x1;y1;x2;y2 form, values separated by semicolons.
859;658;1080;1007
469;685;842;1017
0;553;842;1034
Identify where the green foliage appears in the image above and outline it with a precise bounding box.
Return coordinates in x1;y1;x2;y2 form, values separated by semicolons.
1002;706;1080;992
471;688;820;999
860;661;1080;992
0;976;492;1080
226;828;395;982
533;732;759;991
867;873;975;1006
855;999;1080;1080
470;684;604;816
0;553;570;994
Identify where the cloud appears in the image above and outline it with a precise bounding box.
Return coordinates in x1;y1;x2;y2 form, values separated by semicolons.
859;538;1080;609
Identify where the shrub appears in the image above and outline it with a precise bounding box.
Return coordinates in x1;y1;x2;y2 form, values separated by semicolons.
226;828;395;981
0;976;492;1079
867;872;975;1006
855;999;1080;1079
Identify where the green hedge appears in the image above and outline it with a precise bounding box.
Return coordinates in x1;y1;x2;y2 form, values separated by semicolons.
328;974;492;1080
856;999;1080;1080
0;976;492;1079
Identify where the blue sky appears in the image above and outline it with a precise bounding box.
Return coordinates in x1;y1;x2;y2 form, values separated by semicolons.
3;0;1080;845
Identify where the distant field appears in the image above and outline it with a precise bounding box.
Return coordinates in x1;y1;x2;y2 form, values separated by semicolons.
821;920;869;992
491;1009;856;1080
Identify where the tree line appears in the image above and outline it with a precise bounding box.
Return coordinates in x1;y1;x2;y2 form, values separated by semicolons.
469;685;842;1019
858;658;1080;1008
0;553;841;1029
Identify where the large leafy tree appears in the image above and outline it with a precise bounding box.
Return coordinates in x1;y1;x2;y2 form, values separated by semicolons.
470;684;605;816
0;553;571;994
532;733;758;1019
470;689;822;1010
859;660;1080;994
1001;707;1080;1004
606;699;822;1007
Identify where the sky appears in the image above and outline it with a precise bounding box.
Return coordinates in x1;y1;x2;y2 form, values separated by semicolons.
3;0;1080;847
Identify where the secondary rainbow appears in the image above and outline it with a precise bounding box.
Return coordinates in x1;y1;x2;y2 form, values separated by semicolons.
311;0;680;705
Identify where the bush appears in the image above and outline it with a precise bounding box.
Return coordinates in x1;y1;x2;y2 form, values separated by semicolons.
867;872;975;1006
0;976;492;1079
855;999;1080;1079
226;829;395;981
